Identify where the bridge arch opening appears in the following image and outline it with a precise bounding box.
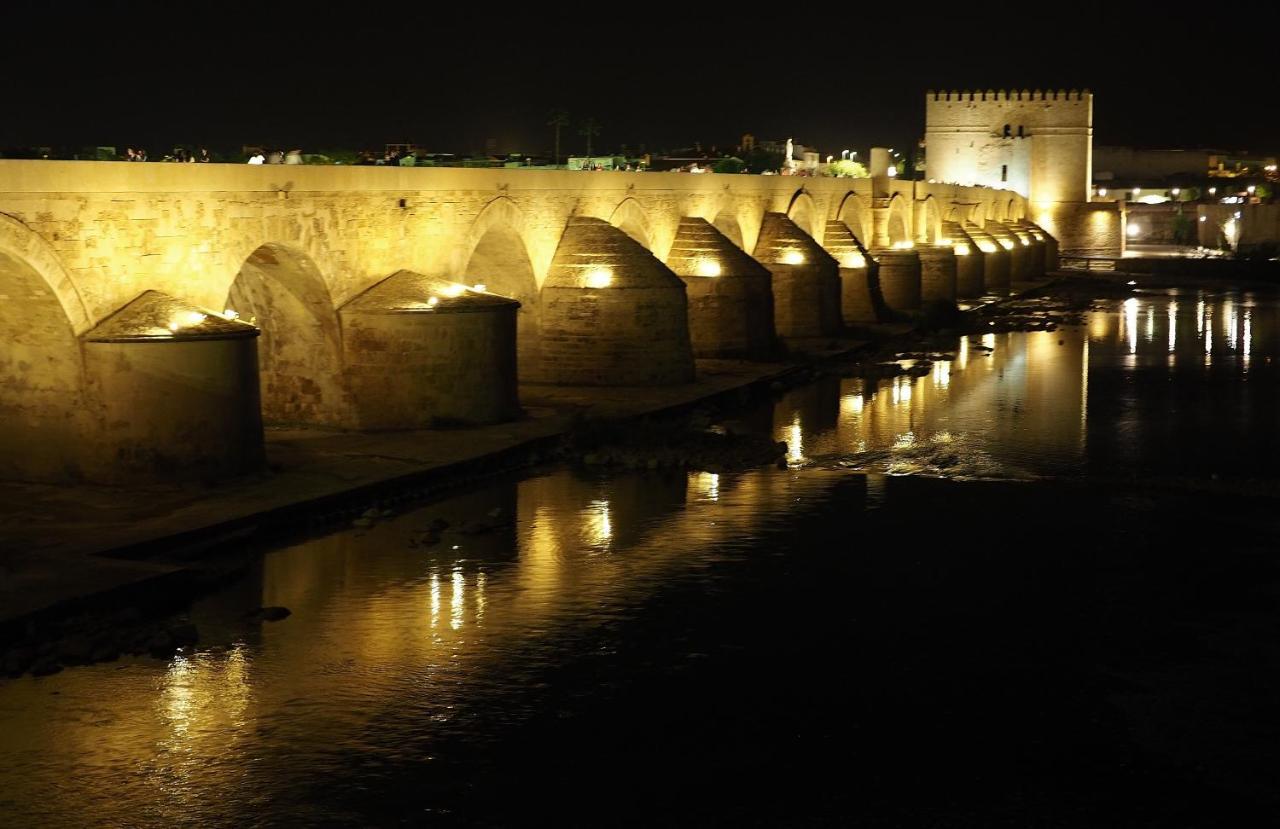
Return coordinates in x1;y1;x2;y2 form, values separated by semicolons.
463;221;540;380
711;211;745;249
0;249;86;481
608;199;654;249
918;196;944;243
836;193;871;246
786;191;818;238
886;195;912;245
225;243;349;426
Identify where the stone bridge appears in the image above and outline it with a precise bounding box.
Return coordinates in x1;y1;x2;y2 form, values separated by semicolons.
0;160;1048;484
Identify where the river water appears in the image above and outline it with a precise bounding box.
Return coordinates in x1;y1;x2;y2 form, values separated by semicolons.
3;287;1280;826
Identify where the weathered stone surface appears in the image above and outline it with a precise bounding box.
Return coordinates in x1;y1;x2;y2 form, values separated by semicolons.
917;246;958;305
753;213;841;338
822;220;886;325
340;271;520;427
666;217;774;358
540;218;694;386
871;248;922;314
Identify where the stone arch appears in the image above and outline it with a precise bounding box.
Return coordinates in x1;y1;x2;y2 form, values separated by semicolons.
1006;196;1024;222
0;215;89;481
608;198;654;249
225;243;349;427
917;195;944;243
786;190;818;238
710;210;745;249
836;192;872;247
461;197;542;380
988;197;1006;222
0;213;91;334
886;193;913;245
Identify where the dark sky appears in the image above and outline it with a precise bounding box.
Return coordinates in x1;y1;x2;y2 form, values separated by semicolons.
5;4;1277;156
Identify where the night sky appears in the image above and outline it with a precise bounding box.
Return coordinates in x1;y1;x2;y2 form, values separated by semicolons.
6;4;1277;157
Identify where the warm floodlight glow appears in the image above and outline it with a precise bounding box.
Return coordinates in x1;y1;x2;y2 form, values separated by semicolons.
1132;187;1141;196
891;240;915;250
1248;185;1256;195
439;283;467;298
427;296;440;307
997;239;1014;250
953;243;971;256
1172;188;1181;196
472;283;487;293
1019;238;1030;246
1126;223;1141;238
842;253;867;268
886;166;897;178
167;310;207;333
1098;188;1108;197
938;237;951;246
976;241;998;253
781;249;806;265
222;308;239;320
584;268;613;289
695;259;722;277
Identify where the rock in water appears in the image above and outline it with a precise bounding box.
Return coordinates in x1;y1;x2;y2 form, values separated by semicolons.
252;606;292;622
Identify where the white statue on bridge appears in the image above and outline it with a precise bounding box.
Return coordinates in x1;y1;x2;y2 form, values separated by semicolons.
784;138;796;174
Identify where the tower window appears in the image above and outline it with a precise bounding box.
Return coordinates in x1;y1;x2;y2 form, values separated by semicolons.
1003;124;1011;138
1017;125;1024;138
1001;164;1008;182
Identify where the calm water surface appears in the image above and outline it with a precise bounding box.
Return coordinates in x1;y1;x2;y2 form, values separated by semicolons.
2;288;1279;826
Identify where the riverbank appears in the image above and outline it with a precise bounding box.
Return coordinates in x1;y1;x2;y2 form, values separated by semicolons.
0;278;1053;649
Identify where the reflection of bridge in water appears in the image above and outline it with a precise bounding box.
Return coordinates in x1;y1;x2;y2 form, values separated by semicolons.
1;161;1054;484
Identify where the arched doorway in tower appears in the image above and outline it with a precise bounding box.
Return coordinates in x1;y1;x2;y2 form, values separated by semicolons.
462;222;541;382
0;250;86;481
225;243;350;427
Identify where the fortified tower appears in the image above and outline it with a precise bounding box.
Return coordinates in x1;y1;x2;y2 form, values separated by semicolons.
925;89;1119;255
924;88;1091;203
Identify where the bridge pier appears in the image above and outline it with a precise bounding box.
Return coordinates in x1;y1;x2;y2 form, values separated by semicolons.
81;291;264;483
871;248;922;314
918;245;958;306
966;225;1011;295
339;271;520;428
822;220;886;324
944;222;984;298
665;217;776;358
540;217;694;386
987;223;1030;284
752;213;842;338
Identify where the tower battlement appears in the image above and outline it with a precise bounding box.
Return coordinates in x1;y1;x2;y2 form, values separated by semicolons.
924;85;1093;204
926;89;1091;102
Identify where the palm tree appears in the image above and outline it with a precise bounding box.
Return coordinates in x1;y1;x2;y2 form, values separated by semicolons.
547;109;570;167
579;116;601;162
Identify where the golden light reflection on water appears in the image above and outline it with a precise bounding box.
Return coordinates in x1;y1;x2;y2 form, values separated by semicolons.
788;415;804;463
584;499;613;547
2;291;1276;827
1124;297;1139;355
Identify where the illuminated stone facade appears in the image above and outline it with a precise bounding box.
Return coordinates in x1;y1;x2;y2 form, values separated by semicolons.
0;161;1045;482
